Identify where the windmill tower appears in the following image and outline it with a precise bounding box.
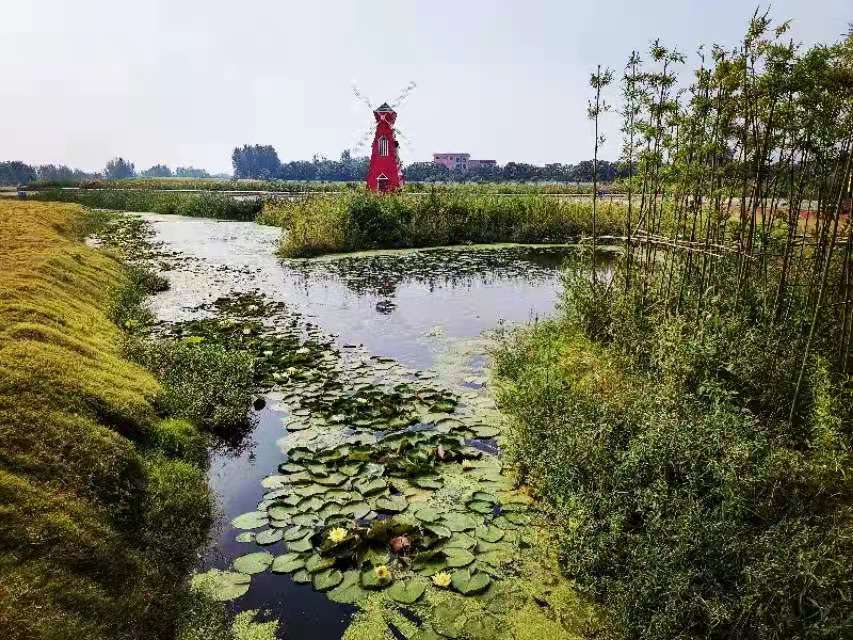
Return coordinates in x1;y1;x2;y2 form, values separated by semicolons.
366;103;402;192
352;81;415;192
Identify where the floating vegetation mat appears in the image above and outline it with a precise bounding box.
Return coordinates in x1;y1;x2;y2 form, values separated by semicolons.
286;245;576;298
184;291;601;638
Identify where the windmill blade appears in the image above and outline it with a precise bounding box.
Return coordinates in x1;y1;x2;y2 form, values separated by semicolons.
394;127;415;155
391;81;417;109
351;124;375;154
352;83;374;111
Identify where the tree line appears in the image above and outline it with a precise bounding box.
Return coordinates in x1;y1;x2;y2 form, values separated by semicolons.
0;158;214;185
231;143;629;183
2;150;629;187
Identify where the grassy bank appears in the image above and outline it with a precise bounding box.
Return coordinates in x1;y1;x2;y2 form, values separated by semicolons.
264;191;624;257
493;255;853;639
0;201;254;639
31;188;262;220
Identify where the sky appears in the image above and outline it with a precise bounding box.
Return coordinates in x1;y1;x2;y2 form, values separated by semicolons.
2;1;849;174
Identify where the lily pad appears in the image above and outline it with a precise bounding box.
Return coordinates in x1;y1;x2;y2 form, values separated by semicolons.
313;568;343;591
271;552;305;574
444;532;477;550
288;537;314;553
361;567;393;589
451;569;491;595
235;532;255;543
475;525;504;543
231;511;268;530
412;476;443;490
467;500;494;514
387;579;426;604
255;529;283;545
375;495;408;513
191;569;251;601
327;570;369;604
425;524;452;539
283;525;311;542
442;512;479;532
292;568;312;584
233;552;273;575
414;507;442;523
445;548;475;568
355;477;387;495
472;425;500;438
305;554;335;573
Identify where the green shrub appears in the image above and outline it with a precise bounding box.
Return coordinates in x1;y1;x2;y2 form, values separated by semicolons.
147;418;208;465
494;261;853;640
141;455;212;566
130;338;255;433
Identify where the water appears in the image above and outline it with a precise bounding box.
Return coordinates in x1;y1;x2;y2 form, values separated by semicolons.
140;213;593;637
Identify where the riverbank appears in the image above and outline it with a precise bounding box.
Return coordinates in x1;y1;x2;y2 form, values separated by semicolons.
30;188;262;220
263;192;624;257
492;257;853;639
0;201;268;640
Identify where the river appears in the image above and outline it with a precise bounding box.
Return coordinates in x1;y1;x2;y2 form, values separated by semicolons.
139;213;599;639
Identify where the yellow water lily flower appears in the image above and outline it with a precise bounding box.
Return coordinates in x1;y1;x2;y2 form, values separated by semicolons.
327;527;348;544
462;459;475;470
432;571;452;588
373;565;391;580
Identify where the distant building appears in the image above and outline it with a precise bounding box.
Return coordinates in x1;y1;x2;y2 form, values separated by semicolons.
433;153;496;172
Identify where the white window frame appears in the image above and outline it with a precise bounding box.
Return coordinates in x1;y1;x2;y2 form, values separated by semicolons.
378;136;389;157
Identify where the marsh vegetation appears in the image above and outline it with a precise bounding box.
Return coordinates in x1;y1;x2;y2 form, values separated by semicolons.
495;14;853;640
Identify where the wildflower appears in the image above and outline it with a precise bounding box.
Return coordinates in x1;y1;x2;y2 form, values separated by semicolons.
373;565;391;581
432;571;452;588
327;527;348;544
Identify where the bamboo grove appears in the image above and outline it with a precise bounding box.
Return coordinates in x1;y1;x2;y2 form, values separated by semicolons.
589;13;853;417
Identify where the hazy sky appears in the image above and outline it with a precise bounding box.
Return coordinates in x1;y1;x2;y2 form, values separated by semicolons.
2;1;849;173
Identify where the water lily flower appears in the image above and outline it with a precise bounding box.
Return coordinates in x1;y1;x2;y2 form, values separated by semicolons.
432;571;452;588
462;459;475;470
327;527;348;544
373;565;391;581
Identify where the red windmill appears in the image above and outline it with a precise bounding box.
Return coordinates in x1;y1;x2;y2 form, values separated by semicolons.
352;81;416;193
366;103;402;192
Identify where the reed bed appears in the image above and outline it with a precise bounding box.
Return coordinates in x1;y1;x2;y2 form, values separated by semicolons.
32;188;262;220
266;191;627;257
496;14;853;640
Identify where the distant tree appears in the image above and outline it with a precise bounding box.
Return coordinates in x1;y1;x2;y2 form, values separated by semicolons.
279;160;317;181
0;161;36;185
502;162;540;181
405;161;450;182
175;166;210;178
104;157;135;179
35;164;95;183
232;145;281;179
141;164;173;178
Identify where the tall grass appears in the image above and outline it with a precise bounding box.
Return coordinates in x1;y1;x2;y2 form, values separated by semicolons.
495;14;853;640
266;191;626;257
25;177;617;194
32;188;262;220
0;201;254;640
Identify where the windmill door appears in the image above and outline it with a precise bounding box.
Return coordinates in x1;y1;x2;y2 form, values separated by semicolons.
377;175;390;192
